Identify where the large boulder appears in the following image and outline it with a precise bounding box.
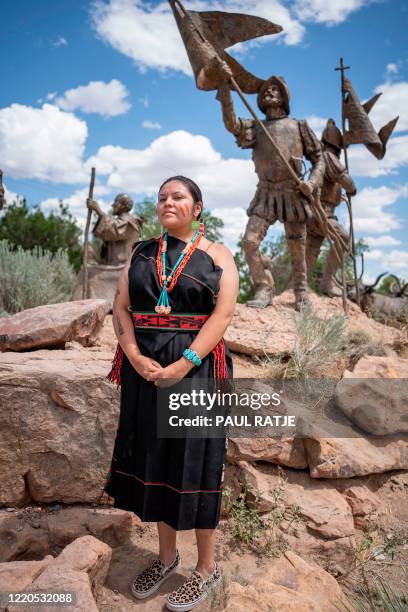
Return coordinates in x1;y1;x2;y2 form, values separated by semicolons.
0;348;119;506
305;435;408;478
236;461;355;539
0;557;53;592
227;437;308;469
335;355;408;435
0;506;132;562
0;299;110;351
222;550;349;611
5;535;111;612
224;291;403;357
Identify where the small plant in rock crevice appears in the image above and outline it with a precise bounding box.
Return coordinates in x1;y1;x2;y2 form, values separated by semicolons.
222;468;303;559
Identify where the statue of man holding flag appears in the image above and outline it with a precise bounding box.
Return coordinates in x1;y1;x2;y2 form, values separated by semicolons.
168;0;326;310
216;72;325;309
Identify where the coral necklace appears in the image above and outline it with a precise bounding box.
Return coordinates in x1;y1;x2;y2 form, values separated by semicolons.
155;223;204;314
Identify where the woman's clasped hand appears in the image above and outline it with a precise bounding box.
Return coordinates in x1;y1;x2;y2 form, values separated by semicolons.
131;354;193;388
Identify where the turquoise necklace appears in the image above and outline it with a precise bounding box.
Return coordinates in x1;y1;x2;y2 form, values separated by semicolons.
155;226;203;314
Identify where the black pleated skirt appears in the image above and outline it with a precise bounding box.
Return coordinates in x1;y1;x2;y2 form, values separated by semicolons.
104;330;233;530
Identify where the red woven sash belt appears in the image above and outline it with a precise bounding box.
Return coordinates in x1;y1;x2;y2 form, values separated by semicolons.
107;311;229;387
130;310;210;331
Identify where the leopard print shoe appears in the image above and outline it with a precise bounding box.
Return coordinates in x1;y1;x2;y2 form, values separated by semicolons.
131;549;181;599
166;562;222;611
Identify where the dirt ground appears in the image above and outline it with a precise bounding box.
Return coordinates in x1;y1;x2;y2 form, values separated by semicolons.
96;470;408;611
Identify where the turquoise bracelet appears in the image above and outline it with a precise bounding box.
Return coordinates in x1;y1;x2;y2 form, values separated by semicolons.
182;348;202;366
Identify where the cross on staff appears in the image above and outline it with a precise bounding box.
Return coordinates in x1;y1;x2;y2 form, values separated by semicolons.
335;57;361;308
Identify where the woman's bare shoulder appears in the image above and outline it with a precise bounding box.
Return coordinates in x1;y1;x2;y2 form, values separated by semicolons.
202;241;234;266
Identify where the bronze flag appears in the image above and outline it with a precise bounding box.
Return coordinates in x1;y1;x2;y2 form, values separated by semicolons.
168;0;282;93
343;78;399;160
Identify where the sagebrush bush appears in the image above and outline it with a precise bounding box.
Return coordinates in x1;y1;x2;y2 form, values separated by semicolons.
287;302;349;378
0;240;76;314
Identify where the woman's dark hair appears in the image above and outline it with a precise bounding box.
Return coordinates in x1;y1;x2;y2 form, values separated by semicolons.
158;175;203;220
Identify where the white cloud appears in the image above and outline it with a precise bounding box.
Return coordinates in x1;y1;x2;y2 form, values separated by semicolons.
381;250;408;274
305;114;327;138
352;185;407;234
85;129;256;215
142;120;162;130
348;134;408;177
364;235;402;247
3;186;20;205
369;80;408;133
39;184;111;231
55;79;131;117
385;63;398;78
210;206;248;251
362;249;408;277
293;0;373;25
53;36;68;47
364;249;384;261
0;103;87;183
91;0;304;78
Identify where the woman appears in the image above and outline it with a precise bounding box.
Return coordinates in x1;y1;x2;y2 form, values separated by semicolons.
104;175;239;611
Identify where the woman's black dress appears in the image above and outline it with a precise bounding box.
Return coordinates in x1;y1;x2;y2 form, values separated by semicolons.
104;235;233;531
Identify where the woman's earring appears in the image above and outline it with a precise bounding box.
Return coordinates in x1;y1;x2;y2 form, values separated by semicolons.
191;217;200;230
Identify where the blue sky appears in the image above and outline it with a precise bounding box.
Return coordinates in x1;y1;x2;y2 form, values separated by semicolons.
1;0;407;281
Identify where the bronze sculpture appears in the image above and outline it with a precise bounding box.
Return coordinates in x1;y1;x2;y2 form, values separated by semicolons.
0;170;5;210
306;119;356;297
216;74;325;309
71;194;143;307
87;193;143;265
169;1;347;309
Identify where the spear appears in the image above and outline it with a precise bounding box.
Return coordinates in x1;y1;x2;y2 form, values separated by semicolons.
0;169;4;210
82;167;96;299
335;57;360;307
169;0;348;273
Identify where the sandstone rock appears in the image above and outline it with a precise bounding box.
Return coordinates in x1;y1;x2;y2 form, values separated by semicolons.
224;291;403;357
305;435;408;479
223;550;349;611
236;462;355;539
0;299;110;352
227;437;307;469
335;355;408;435
7;568;98;612
46;507;132;550
221;464;242;516
340;485;382;527
0;507;131;562
0;349;119;506
53;535;111;592
0;557;53;591
6;536;111;612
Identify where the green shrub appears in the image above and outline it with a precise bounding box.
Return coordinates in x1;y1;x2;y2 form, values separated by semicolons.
0;240;76;314
287;302;349;378
0;199;82;271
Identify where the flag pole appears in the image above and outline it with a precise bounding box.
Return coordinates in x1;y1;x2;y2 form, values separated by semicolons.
335;57;360;308
82;167;96;300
